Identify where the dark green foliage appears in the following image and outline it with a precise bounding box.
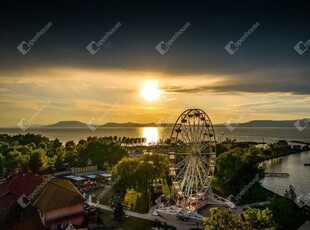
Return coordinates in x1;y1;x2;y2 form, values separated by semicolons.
113;195;124;220
78;140;128;169
0;134;128;176
284;184;297;201
114;154;168;192
268;195;294;227
214;147;264;196
28;148;49;174
204;207;275;230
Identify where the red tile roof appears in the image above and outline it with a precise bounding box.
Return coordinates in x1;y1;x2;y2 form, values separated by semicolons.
0;174;44;198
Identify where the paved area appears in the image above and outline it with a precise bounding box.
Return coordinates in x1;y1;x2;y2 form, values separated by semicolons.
298;220;310;230
87;200;271;230
87;201;204;230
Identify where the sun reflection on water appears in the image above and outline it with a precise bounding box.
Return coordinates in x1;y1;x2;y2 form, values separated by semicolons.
142;127;159;145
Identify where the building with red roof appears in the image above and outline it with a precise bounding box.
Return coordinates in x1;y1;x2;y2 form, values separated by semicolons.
0;175;85;230
0;174;44;212
0;174;45;229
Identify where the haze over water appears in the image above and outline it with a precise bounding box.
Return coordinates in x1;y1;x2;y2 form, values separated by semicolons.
1;127;309;144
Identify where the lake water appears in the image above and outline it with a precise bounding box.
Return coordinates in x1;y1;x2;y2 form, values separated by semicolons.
261;151;310;197
0;127;309;144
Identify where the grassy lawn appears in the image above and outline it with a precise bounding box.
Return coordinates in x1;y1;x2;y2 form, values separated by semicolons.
161;179;171;196
238;183;279;205
99;209;176;230
95;187;149;213
123;189;149;213
96;179;172;214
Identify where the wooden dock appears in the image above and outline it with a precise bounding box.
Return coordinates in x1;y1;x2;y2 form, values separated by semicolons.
265;172;289;178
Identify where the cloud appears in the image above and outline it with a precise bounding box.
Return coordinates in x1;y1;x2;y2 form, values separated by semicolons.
0;88;10;93
162;68;310;95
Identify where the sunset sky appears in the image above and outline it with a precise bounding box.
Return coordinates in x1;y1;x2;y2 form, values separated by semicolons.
0;0;309;127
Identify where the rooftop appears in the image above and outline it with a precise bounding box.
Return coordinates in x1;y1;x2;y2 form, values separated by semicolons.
34;178;84;212
0;174;44;198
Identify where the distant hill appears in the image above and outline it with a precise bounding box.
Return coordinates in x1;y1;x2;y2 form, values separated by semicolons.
216;119;309;128
233;119;306;127
45;121;157;128
45;121;87;128
42;119;309;128
101;122;156;127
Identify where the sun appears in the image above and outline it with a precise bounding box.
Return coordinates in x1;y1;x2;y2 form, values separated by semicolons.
141;81;161;101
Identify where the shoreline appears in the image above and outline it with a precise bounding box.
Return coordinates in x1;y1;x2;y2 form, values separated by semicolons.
261;148;309;162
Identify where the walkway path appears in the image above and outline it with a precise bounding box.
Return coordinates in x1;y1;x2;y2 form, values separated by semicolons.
298;220;310;230
87;201;204;230
87;200;270;230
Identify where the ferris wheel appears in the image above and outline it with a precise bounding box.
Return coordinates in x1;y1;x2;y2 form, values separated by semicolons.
169;108;216;200
156;108;235;220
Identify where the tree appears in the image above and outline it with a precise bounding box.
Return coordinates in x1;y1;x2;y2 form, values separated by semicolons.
114;154;168;193
19;154;30;173
0;153;5;175
65;140;76;151
54;146;66;171
268;195;293;227
216;143;229;156
52;138;62;149
5;150;23;174
79;140;128;168
28;148;49;174
214;147;264;196
65;149;78;167
267;143;282;156
38;142;47;151
284;184;297;201
113;195;124;220
241;208;275;229
204;207;275;230
204;207;241;229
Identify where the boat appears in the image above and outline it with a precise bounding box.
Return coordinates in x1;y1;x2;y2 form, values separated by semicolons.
304;163;310;166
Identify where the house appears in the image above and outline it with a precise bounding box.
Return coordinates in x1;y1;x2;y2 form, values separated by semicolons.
34;178;85;230
0;174;44;211
0;174;45;229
